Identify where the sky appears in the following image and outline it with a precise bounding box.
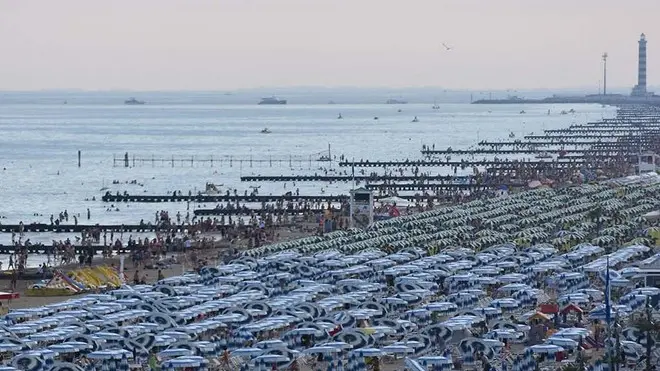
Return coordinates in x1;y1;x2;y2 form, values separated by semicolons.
0;0;658;91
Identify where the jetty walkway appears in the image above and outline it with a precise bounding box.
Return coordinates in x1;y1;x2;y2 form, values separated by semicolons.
240;174;471;182
193;208;331;216
338;158;591;168
102;194;349;203
0;223;282;234
0;244;135;255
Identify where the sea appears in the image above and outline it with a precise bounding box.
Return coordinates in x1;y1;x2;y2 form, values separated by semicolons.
0;95;616;267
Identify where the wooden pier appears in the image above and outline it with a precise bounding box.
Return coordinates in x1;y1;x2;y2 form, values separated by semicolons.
363;182;524;191
338;158;591;168
112;153;335;168
420;148;626;156
0;245;134;255
240;174;471;182
0;223;169;233
0;222;294;234
193;208;333;216
102;194;349;203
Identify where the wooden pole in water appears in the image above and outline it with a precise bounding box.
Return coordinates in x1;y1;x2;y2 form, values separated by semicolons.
78;150;81;167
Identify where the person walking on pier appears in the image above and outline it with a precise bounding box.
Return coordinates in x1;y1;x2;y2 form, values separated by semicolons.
87;208;90;220
8;254;14;270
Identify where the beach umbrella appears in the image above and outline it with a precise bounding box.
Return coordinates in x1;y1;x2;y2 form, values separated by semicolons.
417;356;453;369
381;345;414;354
119;355;129;371
304;346;341;355
158;348;193;358
253;354;289;366
529;344;564;354
48;363;85;371
546;337;578;349
10;353;44;371
231;348;264;357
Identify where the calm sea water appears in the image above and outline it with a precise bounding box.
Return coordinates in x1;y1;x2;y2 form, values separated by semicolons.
0;101;615;247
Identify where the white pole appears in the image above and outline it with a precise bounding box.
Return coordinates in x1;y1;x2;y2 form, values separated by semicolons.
119;255;126;285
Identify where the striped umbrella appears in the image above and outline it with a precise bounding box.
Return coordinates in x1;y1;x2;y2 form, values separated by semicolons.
119;355;129;371
43;357;55;371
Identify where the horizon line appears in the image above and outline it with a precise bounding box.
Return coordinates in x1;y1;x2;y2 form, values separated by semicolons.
0;86;644;93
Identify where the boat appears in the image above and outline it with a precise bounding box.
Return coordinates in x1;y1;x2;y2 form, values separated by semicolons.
411;116;419;123
560;110;568;115
509;132;515;138
261;128;271;134
386;99;407;104
337;113;343;119
432;99;440;110
125;97;145;105
519;110;526;114
258;97;287;105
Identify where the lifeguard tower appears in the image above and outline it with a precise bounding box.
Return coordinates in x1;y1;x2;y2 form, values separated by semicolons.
350;188;374;228
637;151;660;174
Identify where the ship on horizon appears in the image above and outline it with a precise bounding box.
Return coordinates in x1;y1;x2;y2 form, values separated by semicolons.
386;98;407;104
258;97;287;105
124;97;145;105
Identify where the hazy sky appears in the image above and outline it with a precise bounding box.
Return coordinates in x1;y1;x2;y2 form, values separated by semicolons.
1;0;658;91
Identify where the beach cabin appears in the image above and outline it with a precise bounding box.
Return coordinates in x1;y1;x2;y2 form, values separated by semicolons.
349;188;374;228
636;151;660;174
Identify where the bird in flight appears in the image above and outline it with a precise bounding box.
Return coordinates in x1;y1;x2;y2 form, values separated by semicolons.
442;43;453;51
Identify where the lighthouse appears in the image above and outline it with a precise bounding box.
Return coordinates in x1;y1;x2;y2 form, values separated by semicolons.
632;33;648;96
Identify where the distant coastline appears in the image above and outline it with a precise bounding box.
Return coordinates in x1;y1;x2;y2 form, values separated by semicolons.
473;94;660;105
2;87;660;105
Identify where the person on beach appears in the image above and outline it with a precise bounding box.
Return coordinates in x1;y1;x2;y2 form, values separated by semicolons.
8;254;14;270
10;270;17;292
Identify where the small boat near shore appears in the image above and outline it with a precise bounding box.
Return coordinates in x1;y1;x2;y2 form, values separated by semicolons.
124;97;145;105
261;128;272;134
258;97;287;105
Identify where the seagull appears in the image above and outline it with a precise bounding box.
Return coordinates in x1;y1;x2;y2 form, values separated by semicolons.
442;43;453;51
